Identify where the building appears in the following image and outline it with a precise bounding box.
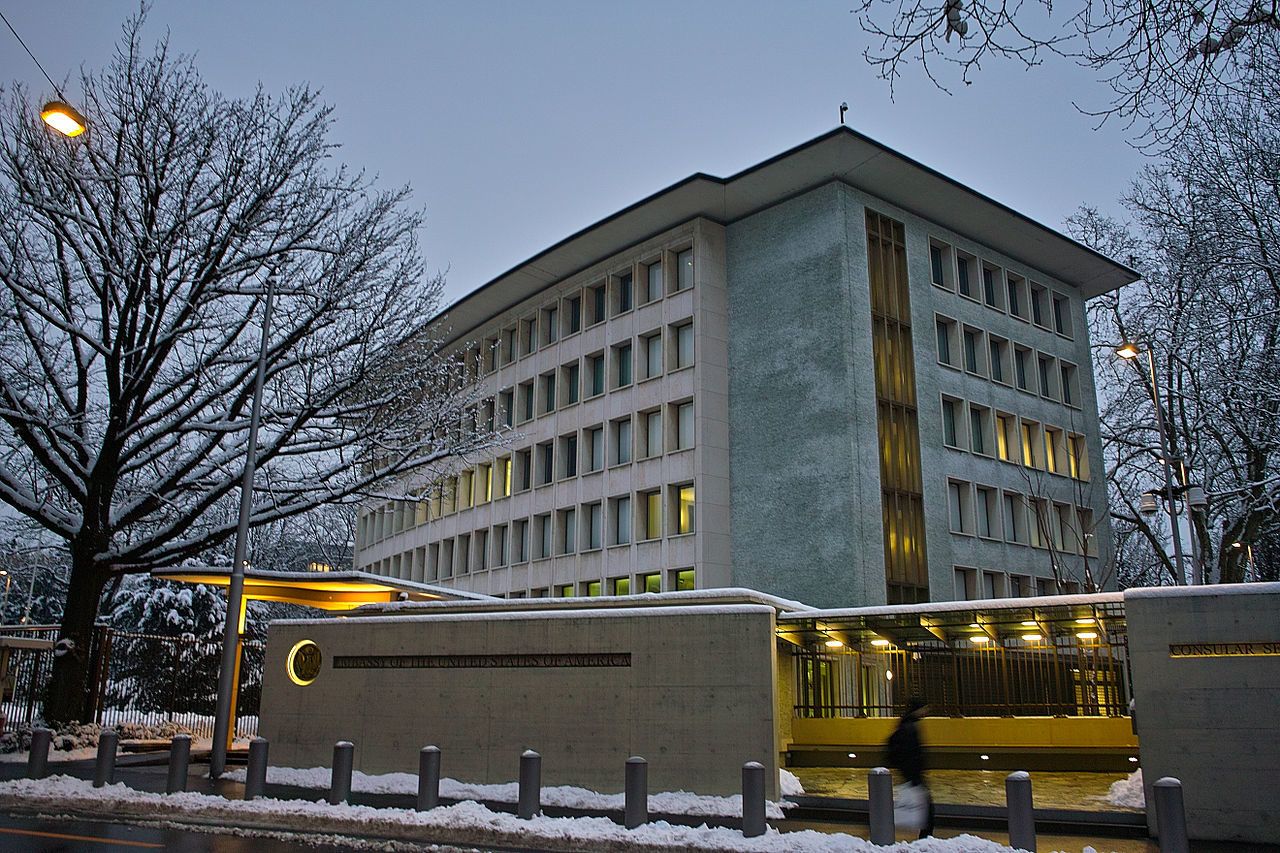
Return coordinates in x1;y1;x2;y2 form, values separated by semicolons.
353;128;1136;608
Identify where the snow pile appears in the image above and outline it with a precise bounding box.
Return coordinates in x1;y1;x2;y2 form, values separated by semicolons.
0;774;1083;852
228;765;797;818
0;721;194;754
1105;770;1145;809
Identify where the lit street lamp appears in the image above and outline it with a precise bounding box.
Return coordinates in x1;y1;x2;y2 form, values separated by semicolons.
1116;341;1193;584
1;11;88;137
0;570;9;623
1232;542;1255;582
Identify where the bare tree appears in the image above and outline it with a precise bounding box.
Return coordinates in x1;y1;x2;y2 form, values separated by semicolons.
1072;83;1280;584
852;0;1280;143
0;14;493;721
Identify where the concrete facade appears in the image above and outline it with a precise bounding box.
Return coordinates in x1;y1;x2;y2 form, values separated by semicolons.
353;128;1130;609
1124;582;1280;844
259;602;780;798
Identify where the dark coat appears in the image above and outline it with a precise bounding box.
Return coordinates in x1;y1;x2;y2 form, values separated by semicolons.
887;713;926;784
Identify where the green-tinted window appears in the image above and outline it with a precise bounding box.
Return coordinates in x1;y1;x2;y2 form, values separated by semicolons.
675;569;695;591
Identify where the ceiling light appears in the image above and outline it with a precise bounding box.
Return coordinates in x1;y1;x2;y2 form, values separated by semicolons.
970;636;990;644
825;639;843;648
1076;631;1099;640
1022;634;1042;642
1020;621;1037;627
870;638;890;647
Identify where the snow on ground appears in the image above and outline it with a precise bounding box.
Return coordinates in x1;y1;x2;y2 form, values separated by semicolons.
0;774;1106;852
1104;770;1145;809
226;764;796;819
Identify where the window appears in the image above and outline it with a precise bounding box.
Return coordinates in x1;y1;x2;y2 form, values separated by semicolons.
1060;362;1079;407
426;543;440;579
640;571;661;593
1069;434;1090;480
1007;275;1027;320
589;283;607;325
957;252;975;299
541;372;556;414
586;502;603;550
954;567;976;600
969;404;990;456
963;327;982;375
676;249;693;291
615;271;633;314
542;305;559;345
673;322;694;369
558;507;576;554
611;495;632;544
1009;574;1027;597
520;317;537;355
674;568;695;591
499;389;514;428
1021;420;1043;468
674;401;694;450
513;518;528;562
1029;498;1049;548
988;336;1009;384
588;353;606;397
1038;354;1059;400
1045;426;1066;475
612;417;632;465
1052;293;1071;337
645;261;663;302
536;441;554;485
948;479;972;534
475;529;488;571
496;455;512;497
563;362;579;405
976;486;998;539
477;463;492;504
519;381;535;422
457;534;470;574
582;580;602;597
1014;345;1033;392
514;448;531;491
611;577;630;595
1002;492;1027;543
642;409;662;458
929;242;951;289
502;327;518;364
936;316;957;367
440;539;454;578
560;433;578;478
493;525;508;566
613;342;632;388
642;332;662;380
1030;282;1049;328
586;426;604;472
484;338;499;374
674;484;695;534
567;295;582;335
1054;502;1073;551
535;513;552;558
1078;508;1097;554
941;397;961;448
557;583;574;598
458;470;473;510
982;264;1003;309
642;490;662;539
982;571;1003;599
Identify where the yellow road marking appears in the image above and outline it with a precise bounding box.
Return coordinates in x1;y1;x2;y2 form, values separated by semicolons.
0;825;164;848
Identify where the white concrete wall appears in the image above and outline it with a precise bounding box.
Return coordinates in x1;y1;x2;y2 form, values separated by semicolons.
1124;582;1280;843
260;604;780;798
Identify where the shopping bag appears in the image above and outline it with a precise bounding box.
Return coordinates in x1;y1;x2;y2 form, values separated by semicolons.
893;782;928;831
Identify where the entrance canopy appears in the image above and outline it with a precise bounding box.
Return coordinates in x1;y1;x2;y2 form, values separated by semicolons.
150;566;496;611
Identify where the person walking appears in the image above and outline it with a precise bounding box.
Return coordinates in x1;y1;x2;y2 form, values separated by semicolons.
886;697;935;838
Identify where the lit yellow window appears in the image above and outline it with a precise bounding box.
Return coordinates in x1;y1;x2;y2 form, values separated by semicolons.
677;485;695;534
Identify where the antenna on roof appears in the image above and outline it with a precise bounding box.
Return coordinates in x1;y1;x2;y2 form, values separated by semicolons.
839;102;848;125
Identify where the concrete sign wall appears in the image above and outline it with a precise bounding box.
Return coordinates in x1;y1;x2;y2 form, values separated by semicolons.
1125;582;1280;844
260;603;780;798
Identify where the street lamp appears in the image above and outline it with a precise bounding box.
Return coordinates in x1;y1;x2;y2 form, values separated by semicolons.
1116;342;1192;584
0;570;9;624
0;11;87;137
210;271;278;778
1232;542;1255;582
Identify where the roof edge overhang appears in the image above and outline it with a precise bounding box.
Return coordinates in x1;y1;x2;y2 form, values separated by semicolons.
432;127;1139;347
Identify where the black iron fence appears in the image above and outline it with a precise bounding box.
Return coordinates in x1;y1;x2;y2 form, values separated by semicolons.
1;625;262;737
794;632;1131;719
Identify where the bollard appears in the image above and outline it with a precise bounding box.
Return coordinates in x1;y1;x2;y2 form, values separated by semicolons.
93;729;118;788
868;766;895;845
166;734;192;794
517;749;541;819
1006;771;1036;852
244;737;269;800
1153;777;1190;853
330;740;355;805
741;761;766;838
624;756;648;829
417;745;441;811
26;728;51;780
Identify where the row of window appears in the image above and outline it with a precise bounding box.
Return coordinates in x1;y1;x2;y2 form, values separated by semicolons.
366;486;696;581
946;479;1097;555
359;403;696;547
935;315;1081;406
939;397;1090;480
466;248;695;377
929;239;1073;338
953;567;1081;601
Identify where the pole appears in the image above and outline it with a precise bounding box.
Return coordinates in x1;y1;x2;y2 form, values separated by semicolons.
211;274;276;777
0;571;9;623
20;549;38;623
1144;347;1189;584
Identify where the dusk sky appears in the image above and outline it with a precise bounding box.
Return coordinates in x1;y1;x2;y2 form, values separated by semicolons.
2;1;1147;308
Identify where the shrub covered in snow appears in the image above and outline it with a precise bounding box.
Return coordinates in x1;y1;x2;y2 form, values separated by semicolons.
0;720;194;753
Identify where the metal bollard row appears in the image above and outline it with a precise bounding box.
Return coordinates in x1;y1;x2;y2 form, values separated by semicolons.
93;729;118;788
167;734;192;794
244;736;269;800
518;749;541;819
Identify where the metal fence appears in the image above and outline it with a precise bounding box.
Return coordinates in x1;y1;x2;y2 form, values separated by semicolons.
1;624;262;737
794;631;1131;719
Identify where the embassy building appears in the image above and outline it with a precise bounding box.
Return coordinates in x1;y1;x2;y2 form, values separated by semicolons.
352;128;1135;609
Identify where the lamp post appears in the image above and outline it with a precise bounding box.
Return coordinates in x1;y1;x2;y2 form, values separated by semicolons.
0;11;88;137
210;272;277;777
1232;542;1255;582
0;570;9;624
1116;342;1190;584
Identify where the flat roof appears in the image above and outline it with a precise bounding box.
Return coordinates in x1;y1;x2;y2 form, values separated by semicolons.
435;127;1139;346
151;567;497;611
